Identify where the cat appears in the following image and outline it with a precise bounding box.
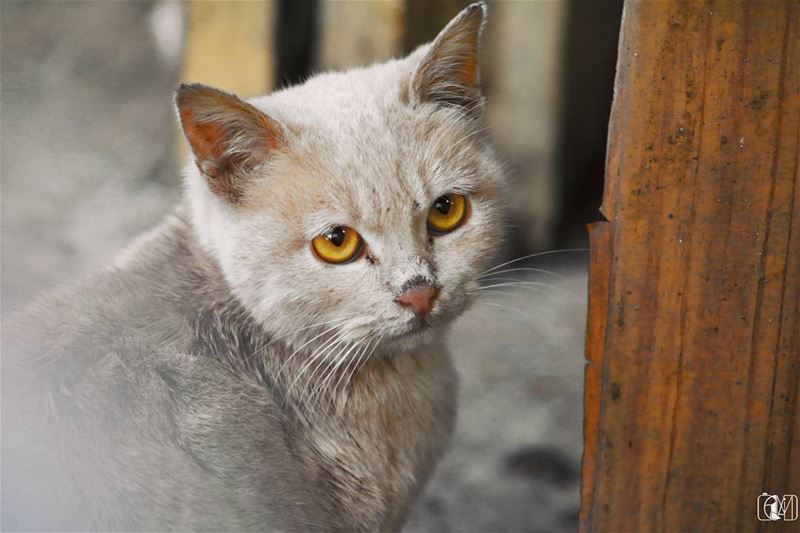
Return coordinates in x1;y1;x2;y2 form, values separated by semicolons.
1;3;507;531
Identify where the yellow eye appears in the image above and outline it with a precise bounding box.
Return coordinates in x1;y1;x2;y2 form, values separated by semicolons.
312;226;364;264
427;193;469;235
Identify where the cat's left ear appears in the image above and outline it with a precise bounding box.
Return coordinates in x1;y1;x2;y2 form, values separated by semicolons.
410;2;486;118
175;83;284;205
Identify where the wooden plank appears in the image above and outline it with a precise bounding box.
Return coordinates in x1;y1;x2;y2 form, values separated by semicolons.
182;1;275;96
581;1;800;531
317;0;405;71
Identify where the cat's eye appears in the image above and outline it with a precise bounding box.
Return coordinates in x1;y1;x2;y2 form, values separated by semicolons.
427;193;469;235
312;226;364;264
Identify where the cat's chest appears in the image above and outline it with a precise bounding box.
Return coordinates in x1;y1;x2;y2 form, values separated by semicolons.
299;349;457;531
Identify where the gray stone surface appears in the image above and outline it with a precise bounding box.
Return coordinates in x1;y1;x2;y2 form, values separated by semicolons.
1;3;587;531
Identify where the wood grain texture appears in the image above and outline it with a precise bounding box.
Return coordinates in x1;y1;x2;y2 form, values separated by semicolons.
581;1;799;531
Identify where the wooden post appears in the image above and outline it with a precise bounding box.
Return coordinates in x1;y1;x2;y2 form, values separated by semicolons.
581;1;799;531
182;1;276;96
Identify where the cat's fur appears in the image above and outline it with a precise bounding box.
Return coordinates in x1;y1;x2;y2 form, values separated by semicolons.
1;3;505;531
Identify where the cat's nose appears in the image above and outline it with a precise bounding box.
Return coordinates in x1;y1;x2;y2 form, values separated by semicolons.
396;285;439;319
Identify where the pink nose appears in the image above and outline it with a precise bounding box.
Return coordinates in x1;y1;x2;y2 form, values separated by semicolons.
396;286;439;319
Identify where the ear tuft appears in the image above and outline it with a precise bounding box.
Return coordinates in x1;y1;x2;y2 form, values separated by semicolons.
410;2;487;117
175;83;283;204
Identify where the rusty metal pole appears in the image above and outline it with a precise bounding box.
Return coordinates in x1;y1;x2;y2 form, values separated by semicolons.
581;1;799;531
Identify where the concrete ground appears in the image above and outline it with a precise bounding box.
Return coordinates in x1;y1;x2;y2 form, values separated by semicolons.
1;3;588;531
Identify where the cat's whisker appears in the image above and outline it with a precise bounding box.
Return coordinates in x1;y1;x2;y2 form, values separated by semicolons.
474;276;553;287
244;316;353;367
475;248;589;278
330;335;375;401
318;335;375;412
470;280;569;295
274;321;350;378
302;302;396;406
469;277;578;297
263;316;355;350
471;299;532;316
305;329;368;408
460;306;498;339
471;291;547;305
475;266;569;283
301;333;352;401
468;286;559;314
469;288;519;299
347;335;381;394
282;331;348;406
308;336;365;411
458;306;550;363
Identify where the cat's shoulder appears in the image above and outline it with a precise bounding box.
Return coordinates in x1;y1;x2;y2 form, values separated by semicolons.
2;211;214;401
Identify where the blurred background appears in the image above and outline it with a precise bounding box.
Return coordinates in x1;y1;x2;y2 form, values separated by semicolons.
1;1;622;531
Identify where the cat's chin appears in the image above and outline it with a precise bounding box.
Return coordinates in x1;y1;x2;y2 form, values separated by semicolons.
379;318;453;353
376;324;433;353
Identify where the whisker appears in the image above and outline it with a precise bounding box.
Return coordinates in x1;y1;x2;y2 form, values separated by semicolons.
306;329;369;407
470;280;569;295
331;335;375;400
475;267;570;283
302;333;351;399
263;316;354;350
274;321;347;378
308;337;364;411
346;335;381;395
317;336;375;412
460;307;499;338
473;299;533;315
476;248;588;278
244;316;352;367
471;288;545;300
282;331;347;406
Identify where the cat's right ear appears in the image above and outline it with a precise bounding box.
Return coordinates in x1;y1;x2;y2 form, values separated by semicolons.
409;2;486;119
175;83;284;205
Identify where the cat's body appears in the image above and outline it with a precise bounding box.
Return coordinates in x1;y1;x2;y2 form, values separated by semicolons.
2;3;504;530
3;210;454;531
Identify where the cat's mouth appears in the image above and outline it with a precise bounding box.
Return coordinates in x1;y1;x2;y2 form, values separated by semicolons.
389;318;433;338
380;321;436;352
345;295;463;352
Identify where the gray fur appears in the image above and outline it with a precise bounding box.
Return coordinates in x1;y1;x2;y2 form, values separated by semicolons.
2;3;503;531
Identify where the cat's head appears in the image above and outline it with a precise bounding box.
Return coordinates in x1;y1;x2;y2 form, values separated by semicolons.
177;2;505;354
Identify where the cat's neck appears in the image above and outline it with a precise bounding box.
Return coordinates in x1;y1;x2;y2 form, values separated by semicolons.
294;344;457;531
120;209;456;530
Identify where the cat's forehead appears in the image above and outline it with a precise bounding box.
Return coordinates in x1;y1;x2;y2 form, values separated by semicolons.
250;53;488;234
292;115;483;235
294;131;431;237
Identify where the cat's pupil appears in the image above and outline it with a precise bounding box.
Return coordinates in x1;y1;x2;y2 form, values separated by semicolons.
327;227;346;247
434;196;452;215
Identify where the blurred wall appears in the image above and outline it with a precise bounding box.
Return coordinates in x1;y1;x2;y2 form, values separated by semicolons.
484;0;568;253
1;1;181;316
